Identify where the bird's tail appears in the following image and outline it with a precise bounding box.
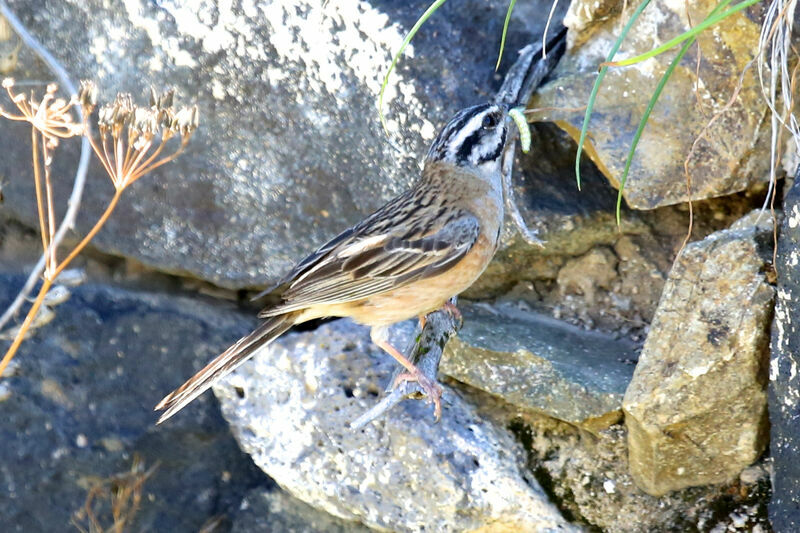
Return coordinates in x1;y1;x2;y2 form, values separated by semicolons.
155;312;299;424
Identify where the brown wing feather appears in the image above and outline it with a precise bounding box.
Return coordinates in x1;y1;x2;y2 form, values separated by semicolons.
258;191;479;317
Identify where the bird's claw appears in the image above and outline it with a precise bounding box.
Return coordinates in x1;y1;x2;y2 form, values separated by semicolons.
392;369;443;421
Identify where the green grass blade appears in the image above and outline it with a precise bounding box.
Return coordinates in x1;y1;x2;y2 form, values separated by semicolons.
613;0;734;224
495;0;518;71
605;0;759;68
574;0;653;190
378;0;449;135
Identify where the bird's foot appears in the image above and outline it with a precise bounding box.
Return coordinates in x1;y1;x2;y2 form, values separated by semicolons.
392;368;443;421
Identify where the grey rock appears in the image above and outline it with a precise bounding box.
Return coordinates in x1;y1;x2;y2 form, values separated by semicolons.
623;211;774;496
769;168;800;531
0;273;270;531
232;489;371;533
213;319;578;533
529;0;771;209
0;0;567;289
441;303;637;431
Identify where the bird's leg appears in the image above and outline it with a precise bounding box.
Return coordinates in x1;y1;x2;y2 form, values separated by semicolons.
418;314;427;330
370;326;443;421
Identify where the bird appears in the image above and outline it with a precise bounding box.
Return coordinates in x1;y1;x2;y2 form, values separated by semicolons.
155;102;512;424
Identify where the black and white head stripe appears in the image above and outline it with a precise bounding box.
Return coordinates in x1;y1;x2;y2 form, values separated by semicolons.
426;104;508;167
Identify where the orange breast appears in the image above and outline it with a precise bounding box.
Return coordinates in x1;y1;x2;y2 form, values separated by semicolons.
324;233;496;327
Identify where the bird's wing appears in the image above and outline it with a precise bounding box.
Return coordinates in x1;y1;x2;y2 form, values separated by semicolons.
259;193;479;316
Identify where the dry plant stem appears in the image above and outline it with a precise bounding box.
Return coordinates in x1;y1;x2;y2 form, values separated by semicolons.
0;189;123;378
54;190;122;277
42;136;58;272
31;127;48;255
0;1;91;333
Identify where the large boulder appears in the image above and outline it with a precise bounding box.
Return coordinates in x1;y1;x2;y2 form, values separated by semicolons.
530;0;771;209
441;302;637;432
213;318;578;532
769;167;800;531
0;273;270;531
623;212;773;495
0;0;567;288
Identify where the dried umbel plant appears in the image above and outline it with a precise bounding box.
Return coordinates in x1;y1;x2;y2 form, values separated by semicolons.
0;79;84;273
0;79;198;378
85;82;198;191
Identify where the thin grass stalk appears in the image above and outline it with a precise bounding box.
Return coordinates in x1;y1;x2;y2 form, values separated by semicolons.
614;37;695;224
574;0;653;190
604;0;761;68
0;276;51;377
51;190;123;279
614;0;734;224
378;0;449;134
495;0;518;71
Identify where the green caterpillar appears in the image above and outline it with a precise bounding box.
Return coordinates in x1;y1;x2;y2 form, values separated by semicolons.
509;107;531;153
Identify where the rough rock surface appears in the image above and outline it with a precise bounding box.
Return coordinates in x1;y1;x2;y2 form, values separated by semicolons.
497;405;773;532
214;319;579;533
530;0;771;209
232;489;372;533
441;302;637;431
769;168;800;531
0;0;567;289
0;274;270;532
465;123;651;301
623;212;774;496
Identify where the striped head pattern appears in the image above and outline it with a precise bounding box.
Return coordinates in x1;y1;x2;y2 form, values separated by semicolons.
425;103;509;171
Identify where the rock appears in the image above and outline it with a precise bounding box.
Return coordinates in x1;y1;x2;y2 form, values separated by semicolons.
0;0;567;289
613;235;667;322
623;211;774;496
530;0;771;209
232;489;371;533
0;273;270;531
466;122;652;301
503;408;772;532
441;302;637;432
769;167;800;531
213;319;578;532
557;247;618;304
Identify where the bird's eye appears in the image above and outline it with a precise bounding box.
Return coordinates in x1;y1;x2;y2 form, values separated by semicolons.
481;113;499;129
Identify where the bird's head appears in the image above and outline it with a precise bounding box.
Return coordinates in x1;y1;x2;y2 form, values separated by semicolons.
425;103;509;175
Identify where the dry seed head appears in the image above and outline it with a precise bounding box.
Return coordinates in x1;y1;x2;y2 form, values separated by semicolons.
133;107;157;137
98;103;115;129
160;89;174;110
175;105;198;137
149;87;175;112
79;80;98;110
2;77;13;88
51;98;69;113
149;86;158;108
